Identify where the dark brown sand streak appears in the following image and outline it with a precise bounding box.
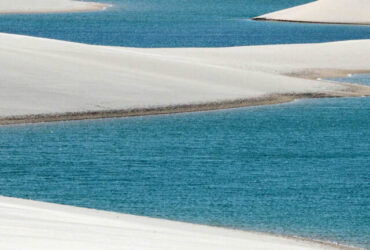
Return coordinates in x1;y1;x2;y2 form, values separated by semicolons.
1;86;369;126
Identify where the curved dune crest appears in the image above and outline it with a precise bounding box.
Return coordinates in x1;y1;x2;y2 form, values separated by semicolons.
0;196;357;250
254;0;370;25
0;0;109;14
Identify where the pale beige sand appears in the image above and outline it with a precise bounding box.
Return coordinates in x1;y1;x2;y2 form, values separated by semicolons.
1;33;369;124
0;196;359;250
254;0;370;25
0;0;109;14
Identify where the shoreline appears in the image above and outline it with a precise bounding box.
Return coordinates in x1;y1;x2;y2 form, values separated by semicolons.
1;83;369;126
0;94;301;125
0;195;361;250
252;17;370;26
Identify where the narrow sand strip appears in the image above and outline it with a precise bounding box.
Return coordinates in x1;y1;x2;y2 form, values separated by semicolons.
0;196;359;250
253;0;370;25
0;0;109;14
0;33;369;124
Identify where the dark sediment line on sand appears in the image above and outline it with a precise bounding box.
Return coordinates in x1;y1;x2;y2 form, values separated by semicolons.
252;17;370;26
0;92;361;126
1;73;370;126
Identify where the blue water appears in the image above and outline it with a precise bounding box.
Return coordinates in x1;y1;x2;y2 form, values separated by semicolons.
0;0;370;248
1;77;370;248
0;0;369;47
331;74;370;86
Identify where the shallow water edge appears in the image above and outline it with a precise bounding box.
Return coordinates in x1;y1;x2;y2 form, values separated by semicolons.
1;81;369;126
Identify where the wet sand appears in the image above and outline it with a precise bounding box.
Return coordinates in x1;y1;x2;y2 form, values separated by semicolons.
1;86;369;126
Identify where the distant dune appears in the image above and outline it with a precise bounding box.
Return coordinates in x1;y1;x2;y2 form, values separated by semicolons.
254;0;370;25
0;0;109;14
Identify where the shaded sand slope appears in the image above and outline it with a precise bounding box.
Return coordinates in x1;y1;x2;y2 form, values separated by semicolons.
0;33;369;122
0;0;108;14
0;196;357;250
254;0;370;25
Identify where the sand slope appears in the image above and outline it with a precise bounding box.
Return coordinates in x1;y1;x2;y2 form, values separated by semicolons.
0;196;356;250
0;0;109;14
1;33;369;121
254;0;370;25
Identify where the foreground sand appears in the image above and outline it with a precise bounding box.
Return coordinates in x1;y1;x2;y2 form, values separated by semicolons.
0;0;109;14
254;0;370;25
0;33;369;124
0;196;359;250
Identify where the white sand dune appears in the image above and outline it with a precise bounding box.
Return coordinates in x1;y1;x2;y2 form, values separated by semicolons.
0;2;369;250
1;32;369;120
0;0;109;14
0;196;356;250
254;0;370;25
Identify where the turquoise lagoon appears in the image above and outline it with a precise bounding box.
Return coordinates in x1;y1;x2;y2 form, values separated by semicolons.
0;0;369;248
0;0;370;47
1;76;369;248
